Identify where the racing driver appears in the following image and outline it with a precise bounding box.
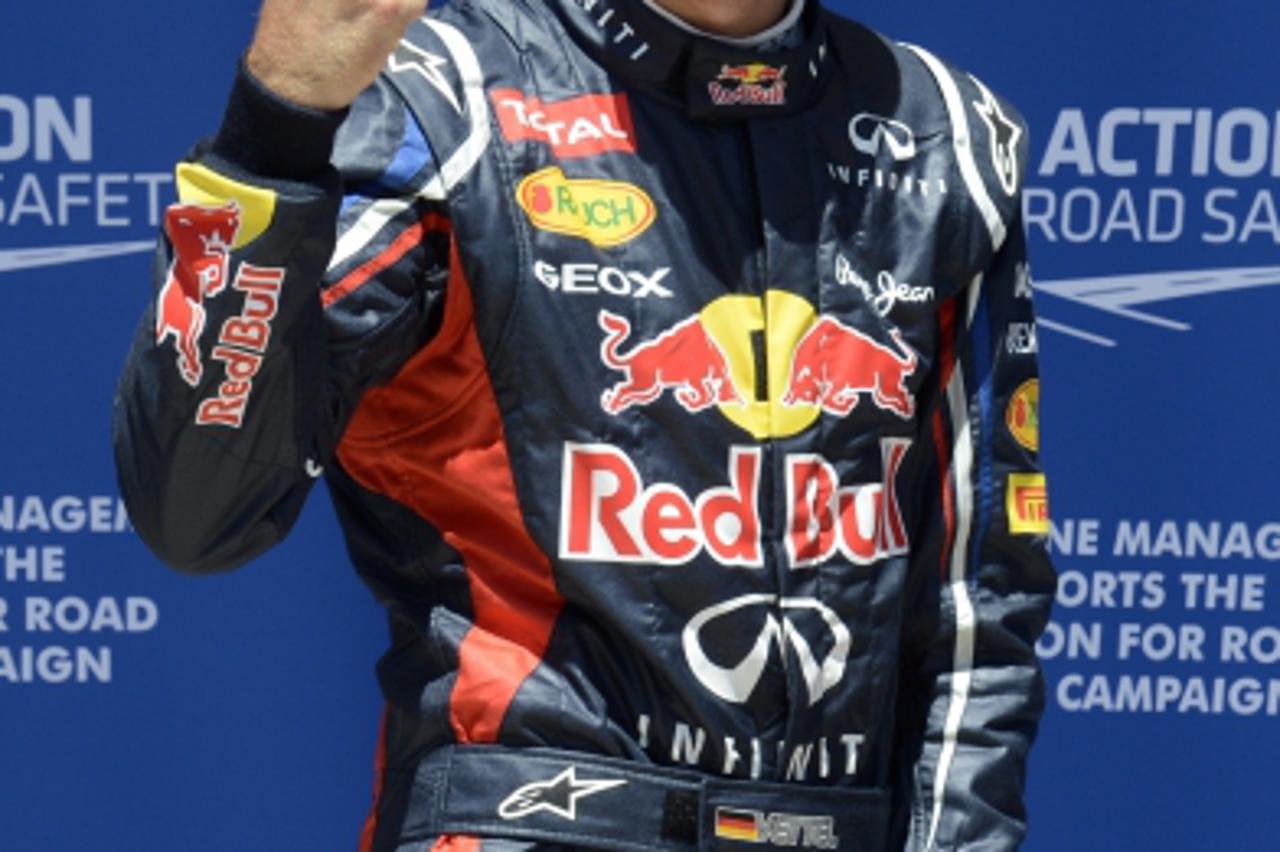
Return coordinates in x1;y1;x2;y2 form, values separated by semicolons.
113;0;1057;848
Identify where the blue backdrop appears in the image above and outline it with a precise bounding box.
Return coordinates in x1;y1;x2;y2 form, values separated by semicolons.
2;2;1277;849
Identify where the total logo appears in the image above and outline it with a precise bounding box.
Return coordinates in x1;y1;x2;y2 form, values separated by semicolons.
595;291;919;440
559;438;910;568
708;64;787;107
491;88;636;159
517;166;655;247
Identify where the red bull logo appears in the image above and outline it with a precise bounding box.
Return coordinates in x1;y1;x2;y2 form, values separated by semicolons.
595;294;920;437
708;63;787;107
560;439;908;568
599;310;743;413
155;202;241;386
781;319;918;419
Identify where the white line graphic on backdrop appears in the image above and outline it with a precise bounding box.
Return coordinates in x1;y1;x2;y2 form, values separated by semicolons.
4;245;1278;353
0;241;154;275
1036;265;1280;347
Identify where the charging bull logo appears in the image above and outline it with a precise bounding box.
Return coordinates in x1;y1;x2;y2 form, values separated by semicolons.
597;292;920;436
782;319;917;419
156;202;242;386
599;310;743;413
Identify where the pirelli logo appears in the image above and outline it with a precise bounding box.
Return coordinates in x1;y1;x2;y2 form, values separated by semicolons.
1007;472;1050;534
713;807;838;849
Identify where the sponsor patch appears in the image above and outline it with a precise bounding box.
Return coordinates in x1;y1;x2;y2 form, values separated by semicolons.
497;766;626;822
491;89;636;158
534;261;672;299
970;76;1022;196
516;166;655;247
708;63;787;107
560;439;909;569
848;112;917;161
716;808;762;842
156;201;241;387
834;255;934;315
1006;379;1040;451
713;806;839;849
1006;321;1038;355
1007;472;1050;534
594;292;920;440
193;263;285;428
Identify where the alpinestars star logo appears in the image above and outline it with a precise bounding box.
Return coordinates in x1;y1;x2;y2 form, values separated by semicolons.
497;766;627;822
971;77;1022;196
388;40;462;114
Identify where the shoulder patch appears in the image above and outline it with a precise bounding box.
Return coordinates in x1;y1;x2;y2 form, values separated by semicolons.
901;44;1027;251
382;16;492;198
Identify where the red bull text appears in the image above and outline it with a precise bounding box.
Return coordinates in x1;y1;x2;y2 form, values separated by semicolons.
708;64;787;107
560;440;909;568
194;263;285;428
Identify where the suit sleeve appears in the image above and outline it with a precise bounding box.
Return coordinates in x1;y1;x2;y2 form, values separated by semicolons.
898;69;1057;852
112;60;453;573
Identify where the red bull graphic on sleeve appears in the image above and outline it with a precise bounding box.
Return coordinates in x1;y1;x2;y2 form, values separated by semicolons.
156;202;240;386
709;63;788;107
595;291;920;439
156;163;278;388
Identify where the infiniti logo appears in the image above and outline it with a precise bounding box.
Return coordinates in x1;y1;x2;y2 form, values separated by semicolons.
848;112;917;161
682;594;851;707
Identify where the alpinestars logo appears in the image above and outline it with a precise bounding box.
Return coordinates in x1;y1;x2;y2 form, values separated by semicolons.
497;767;627;821
387;39;461;114
970;76;1022;196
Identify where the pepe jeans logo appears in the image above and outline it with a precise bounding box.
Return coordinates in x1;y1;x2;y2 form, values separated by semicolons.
834;254;935;316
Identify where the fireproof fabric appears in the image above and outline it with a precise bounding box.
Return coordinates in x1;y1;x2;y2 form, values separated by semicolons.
112;0;1056;849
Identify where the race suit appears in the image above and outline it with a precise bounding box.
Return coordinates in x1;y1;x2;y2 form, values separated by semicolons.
112;0;1056;849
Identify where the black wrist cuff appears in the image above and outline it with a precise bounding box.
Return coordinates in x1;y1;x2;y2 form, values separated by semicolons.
210;57;349;180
